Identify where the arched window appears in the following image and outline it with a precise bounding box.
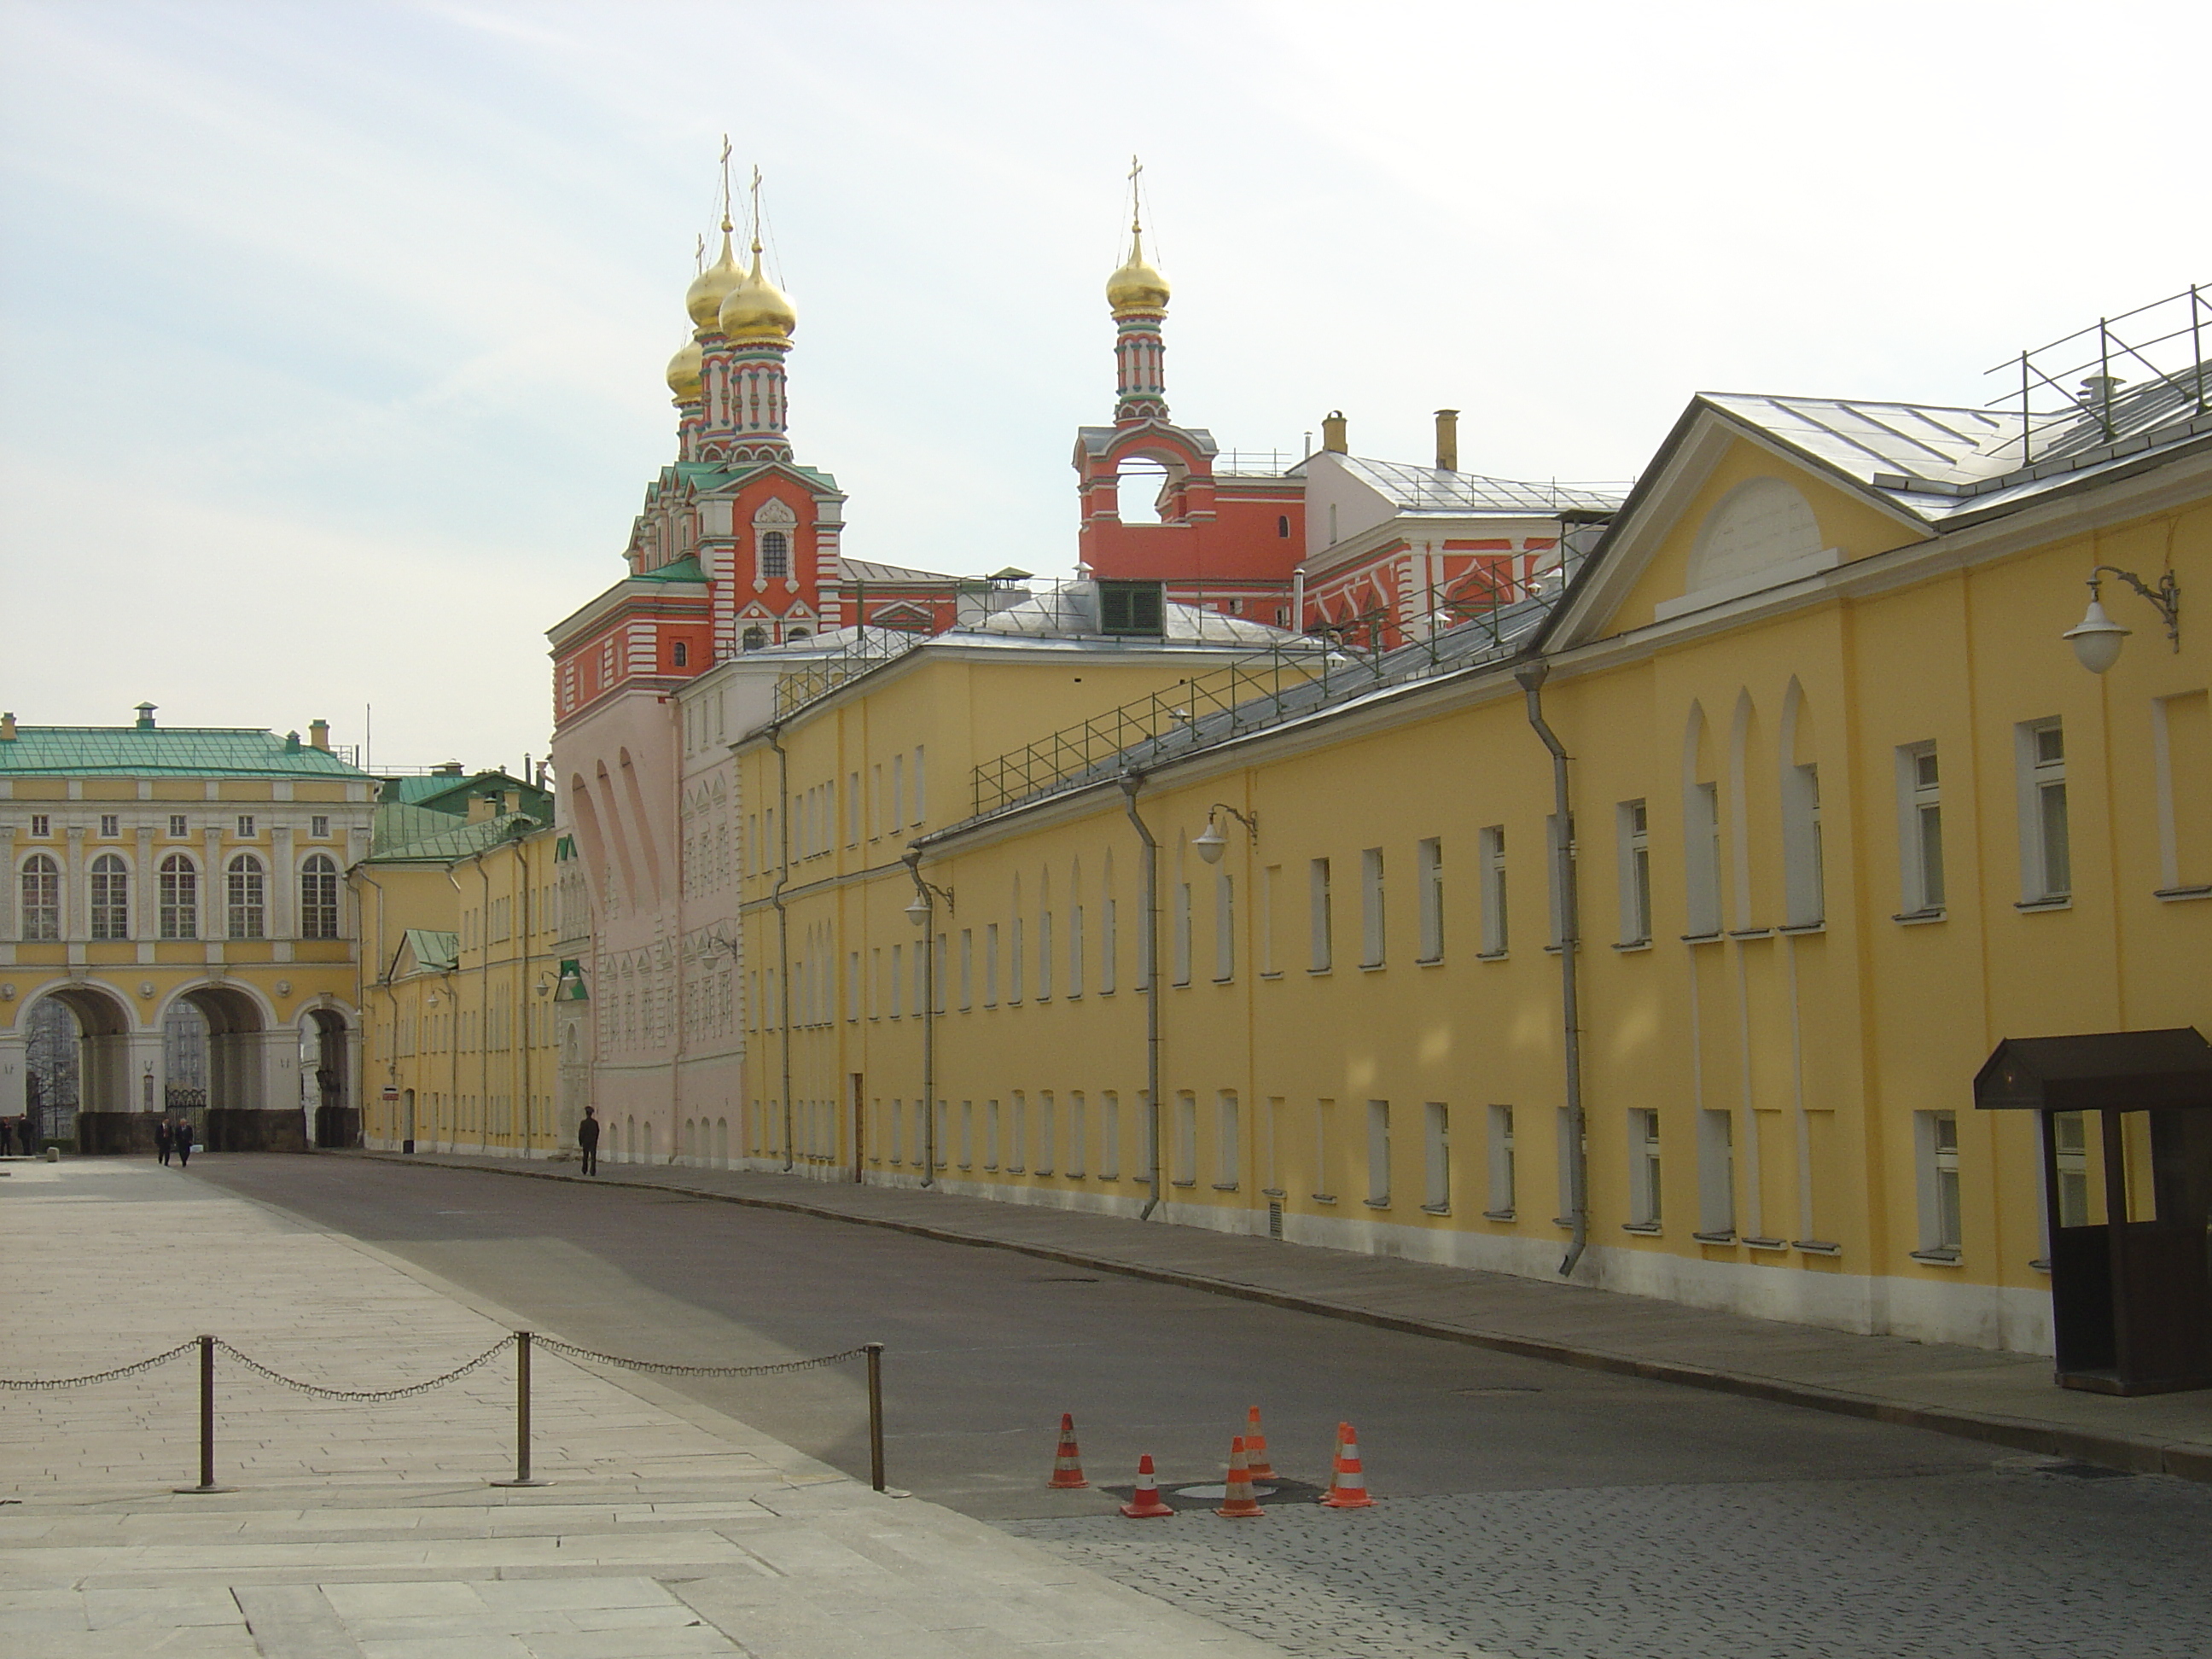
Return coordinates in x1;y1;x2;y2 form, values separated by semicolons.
742;626;766;650
159;853;198;939
785;627;810;642
19;854;59;941
300;854;340;940
90;853;129;939
672;640;689;668
760;530;789;579
226;853;265;939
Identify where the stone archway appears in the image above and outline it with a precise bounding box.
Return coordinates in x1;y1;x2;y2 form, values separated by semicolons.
306;1007;354;1148
30;983;145;1153
174;984;303;1152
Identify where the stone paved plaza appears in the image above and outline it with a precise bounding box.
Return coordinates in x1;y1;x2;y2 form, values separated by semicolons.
1008;1463;2212;1659
0;1159;1282;1657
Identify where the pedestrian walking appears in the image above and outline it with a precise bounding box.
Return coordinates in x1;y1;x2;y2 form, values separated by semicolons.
174;1118;193;1168
0;1117;13;1156
155;1117;172;1166
578;1103;599;1175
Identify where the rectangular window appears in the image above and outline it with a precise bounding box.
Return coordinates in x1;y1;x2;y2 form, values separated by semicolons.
1417;838;1443;962
889;945;903;1020
2017;719;2071;903
1038;911;1053;999
1260;864;1279;973
1173;1092;1197;1185
847;771;861;845
1010;917;1025;1002
1479;826;1508;955
1035;1092;1054;1174
99;813;119;838
1915;1110;1963;1259
1313;1098;1336;1202
1617;800;1651;945
1215;1091;1240;1188
1555;1106;1582;1226
1685;781;1722;936
2152;691;2212;891
1100;1092;1121;1179
847;952;860;1022
2052;1111;2091;1228
1423;1103;1450;1211
1098;579;1167;636
985;923;999;1005
20;857;60;940
1172;881;1191;986
959;929;974;1010
891;754;905;838
1697;1109;1736;1237
912;746;926;824
236;815;255;838
1898;743;1945;914
1068;1093;1087;1178
1068;905;1085;997
1308;858;1332;971
1486;1104;1516;1216
870;764;883;838
1360;847;1385;966
1214;871;1234;981
985;1099;1001;1169
168;814;188;837
959;1101;974;1169
159;859;197;940
1365;1101;1391;1207
1545;813;1575;949
1009;1091;1026;1172
1101;896;1117;992
311;814;329;840
888;1100;904;1165
31;814;49;838
1627;1109;1662;1227
1782;764;1824;926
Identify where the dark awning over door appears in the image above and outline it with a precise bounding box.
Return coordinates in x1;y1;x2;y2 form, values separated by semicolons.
1975;1027;2212;1113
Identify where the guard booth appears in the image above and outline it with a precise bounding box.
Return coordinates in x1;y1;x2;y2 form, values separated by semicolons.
1976;1028;2212;1395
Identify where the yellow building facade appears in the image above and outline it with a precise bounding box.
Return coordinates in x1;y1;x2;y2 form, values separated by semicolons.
731;366;2211;1359
353;777;571;1158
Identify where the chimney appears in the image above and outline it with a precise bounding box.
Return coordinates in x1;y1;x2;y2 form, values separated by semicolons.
309;719;329;751
1320;410;1348;454
1434;409;1459;473
436;760;463;777
0;712;15;742
284;731;302;753
503;789;522;816
468;791;499;824
134;702;157;731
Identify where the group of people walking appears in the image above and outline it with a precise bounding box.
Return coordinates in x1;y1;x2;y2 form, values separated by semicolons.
155;1117;195;1167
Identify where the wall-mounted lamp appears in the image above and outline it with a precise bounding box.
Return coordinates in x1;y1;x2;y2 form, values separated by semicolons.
1193;803;1259;864
2065;565;2180;672
905;880;954;925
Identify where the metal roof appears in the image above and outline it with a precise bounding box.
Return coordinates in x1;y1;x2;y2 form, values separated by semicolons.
396;929;460;975
0;726;375;779
368;811;545;863
1975;1028;2212;1113
842;556;962;585
1338;456;1628;516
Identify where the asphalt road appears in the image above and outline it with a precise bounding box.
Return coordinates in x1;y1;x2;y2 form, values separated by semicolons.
188;1155;2212;1658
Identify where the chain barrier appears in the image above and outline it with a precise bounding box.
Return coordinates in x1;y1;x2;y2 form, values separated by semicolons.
212;1336;515;1402
0;1340;198;1391
533;1336;870;1378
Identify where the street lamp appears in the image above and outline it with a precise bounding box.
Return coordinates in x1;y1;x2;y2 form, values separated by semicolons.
2064;565;2180;672
905;881;953;924
1192;803;1258;864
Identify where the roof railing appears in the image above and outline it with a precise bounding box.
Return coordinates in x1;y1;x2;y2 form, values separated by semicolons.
1988;284;2210;465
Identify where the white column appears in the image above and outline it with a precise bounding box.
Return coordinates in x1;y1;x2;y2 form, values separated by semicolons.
0;1028;27;1117
126;1027;165;1116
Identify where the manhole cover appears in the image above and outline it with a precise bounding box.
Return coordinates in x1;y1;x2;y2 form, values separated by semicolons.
1103;1477;1327;1508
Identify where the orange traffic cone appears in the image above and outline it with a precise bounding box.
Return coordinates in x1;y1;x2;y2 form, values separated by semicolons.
1318;1420;1374;1509
1214;1435;1265;1518
1243;1406;1274;1480
1120;1452;1176;1517
1047;1412;1089;1490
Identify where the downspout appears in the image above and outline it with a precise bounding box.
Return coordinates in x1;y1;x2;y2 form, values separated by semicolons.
902;848;937;1190
767;724;795;1172
477;853;493;1155
355;865;403;1147
1120;772;1163;1220
1516;661;1587;1277
444;867;465;1152
513;835;532;1158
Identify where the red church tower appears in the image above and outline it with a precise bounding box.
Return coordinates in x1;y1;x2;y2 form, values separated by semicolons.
1074;181;1307;626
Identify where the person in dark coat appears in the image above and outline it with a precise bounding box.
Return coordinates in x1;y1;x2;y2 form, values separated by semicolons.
578;1104;599;1175
174;1118;193;1167
0;1117;13;1156
155;1117;172;1166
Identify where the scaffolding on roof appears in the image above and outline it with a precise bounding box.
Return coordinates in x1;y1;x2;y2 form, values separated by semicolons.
1990;284;2210;465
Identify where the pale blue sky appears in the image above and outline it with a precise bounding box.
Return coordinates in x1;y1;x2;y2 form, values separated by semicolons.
3;0;2204;768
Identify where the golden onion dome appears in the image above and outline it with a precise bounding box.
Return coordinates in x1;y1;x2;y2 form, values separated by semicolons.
718;244;797;341
685;228;746;329
665;337;703;403
1105;226;1170;315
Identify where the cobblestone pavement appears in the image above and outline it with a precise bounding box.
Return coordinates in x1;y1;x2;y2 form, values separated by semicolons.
1004;1462;2212;1659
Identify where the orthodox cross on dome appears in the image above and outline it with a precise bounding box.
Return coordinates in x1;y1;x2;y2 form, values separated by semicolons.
1107;156;1171;423
719;134;736;234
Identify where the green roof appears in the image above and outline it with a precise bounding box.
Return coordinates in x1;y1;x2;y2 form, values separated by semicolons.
381;771;473;805
635;554;705;583
397;929;459;975
0;725;375;779
369;811;547;864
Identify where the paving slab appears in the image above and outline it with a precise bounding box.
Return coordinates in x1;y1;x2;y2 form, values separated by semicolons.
364;1148;2212;1480
1;1161;1284;1657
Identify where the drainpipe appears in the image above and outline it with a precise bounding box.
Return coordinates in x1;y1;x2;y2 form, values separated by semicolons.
766;725;795;1172
1120;772;1163;1219
902;848;937;1190
1516;661;1587;1278
355;865;403;1147
477;853;494;1155
512;835;533;1158
444;868;466;1152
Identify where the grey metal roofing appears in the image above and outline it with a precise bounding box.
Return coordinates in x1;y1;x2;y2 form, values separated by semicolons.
969;586;1292;645
368;811;545;864
842;556;961;584
395;928;460;975
0;726;374;779
1339;456;1628;515
1705;361;2212;521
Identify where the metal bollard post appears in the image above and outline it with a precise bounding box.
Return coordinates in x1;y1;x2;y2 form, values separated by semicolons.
173;1335;233;1493
491;1330;546;1487
865;1342;886;1493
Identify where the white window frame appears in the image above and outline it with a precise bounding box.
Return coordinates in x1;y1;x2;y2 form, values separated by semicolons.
1914;1109;1963;1260
1896;742;1947;916
300;854;341;940
1782;763;1824;927
1213;871;1234;982
1173;1092;1196;1185
1417;838;1443;963
162;856;200;939
1485;1104;1516;1217
1365;1100;1391;1207
1685;781;1721;937
1100;1092;1121;1179
1359;847;1385;967
90;853;130;940
958;929;973;1010
1100;897;1117;994
2016;718;2071;905
1308;858;1332;972
1172;881;1191;986
1616;800;1651;946
1627;1108;1662;1229
1068;1092;1087;1178
1478;826;1508;956
169;814;189;838
20;853;61;940
1697;1109;1736;1238
1215;1091;1240;1189
984;923;999;1006
1423;1102;1450;1212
